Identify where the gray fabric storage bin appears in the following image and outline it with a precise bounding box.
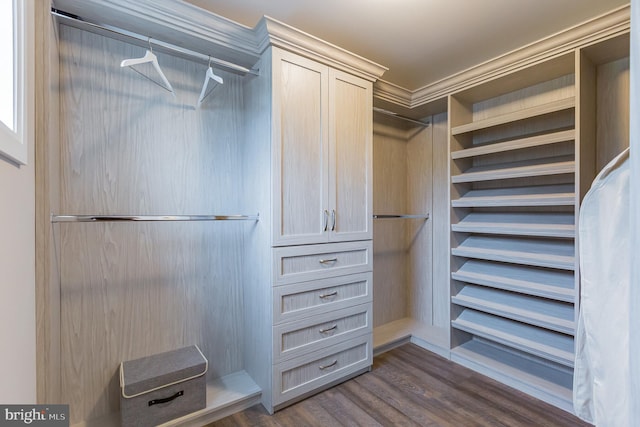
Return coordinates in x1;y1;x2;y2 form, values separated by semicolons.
119;345;208;427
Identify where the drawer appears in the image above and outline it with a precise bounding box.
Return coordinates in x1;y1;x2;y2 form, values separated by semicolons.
274;303;372;363
273;333;372;406
273;241;373;286
273;272;372;324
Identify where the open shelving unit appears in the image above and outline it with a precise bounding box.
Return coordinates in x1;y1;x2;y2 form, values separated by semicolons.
448;52;580;410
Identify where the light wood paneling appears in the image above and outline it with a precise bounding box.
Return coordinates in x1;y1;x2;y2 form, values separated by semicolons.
57;26;247;424
372;129;408;327
35;0;62;405
431;112;450;330
596;57;630;170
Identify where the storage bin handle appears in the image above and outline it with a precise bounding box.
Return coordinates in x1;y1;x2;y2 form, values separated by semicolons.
148;390;184;406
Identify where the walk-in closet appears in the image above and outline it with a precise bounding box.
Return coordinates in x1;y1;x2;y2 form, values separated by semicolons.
28;0;632;425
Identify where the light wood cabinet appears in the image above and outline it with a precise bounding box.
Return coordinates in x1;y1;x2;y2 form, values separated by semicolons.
272;48;373;246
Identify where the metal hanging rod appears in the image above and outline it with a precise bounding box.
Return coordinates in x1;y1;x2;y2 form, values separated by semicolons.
373;107;430;127
373;214;430;220
51;8;260;76
51;214;260;223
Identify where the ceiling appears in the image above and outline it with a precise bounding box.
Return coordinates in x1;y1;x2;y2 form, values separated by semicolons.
184;0;627;91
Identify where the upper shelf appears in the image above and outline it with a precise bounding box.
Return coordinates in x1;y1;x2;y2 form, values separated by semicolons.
452;156;575;184
451;98;575;136
452;184;576;208
451;129;575;160
452;212;575;238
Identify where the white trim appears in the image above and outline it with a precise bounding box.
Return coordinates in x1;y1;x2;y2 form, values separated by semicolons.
0;0;32;165
373;4;631;111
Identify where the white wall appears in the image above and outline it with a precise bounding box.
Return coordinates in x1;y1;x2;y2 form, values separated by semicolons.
0;0;36;404
0;149;36;405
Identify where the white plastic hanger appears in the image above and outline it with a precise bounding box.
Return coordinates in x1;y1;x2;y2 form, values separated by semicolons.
197;57;224;108
120;39;175;97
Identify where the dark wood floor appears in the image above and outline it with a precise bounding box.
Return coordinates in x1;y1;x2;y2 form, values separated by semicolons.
208;343;591;427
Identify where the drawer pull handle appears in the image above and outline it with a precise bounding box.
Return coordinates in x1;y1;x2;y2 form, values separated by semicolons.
319;258;338;264
319;291;338;299
319;360;338;370
148;390;183;406
319;324;338;334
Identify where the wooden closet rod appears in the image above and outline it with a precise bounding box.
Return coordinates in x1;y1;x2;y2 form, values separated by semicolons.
373;107;430;127
51;8;260;76
51;214;260;223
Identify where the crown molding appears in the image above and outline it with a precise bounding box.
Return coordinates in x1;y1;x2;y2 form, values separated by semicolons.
374;4;630;111
255;16;388;82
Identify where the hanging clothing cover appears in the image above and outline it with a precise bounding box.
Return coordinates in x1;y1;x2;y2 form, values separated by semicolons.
574;147;630;426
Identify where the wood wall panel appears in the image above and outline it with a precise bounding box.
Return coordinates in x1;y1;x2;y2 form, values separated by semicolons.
596;57;630;170
431;112;450;330
373;129;408;327
406;126;432;324
58;26;246;423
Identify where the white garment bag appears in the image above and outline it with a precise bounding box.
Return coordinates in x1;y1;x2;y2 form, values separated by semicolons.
574;148;630;426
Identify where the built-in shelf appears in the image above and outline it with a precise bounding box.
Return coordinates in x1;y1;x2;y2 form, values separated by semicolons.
452;235;575;270
452;260;575;302
452;309;574;367
451;338;573;411
451;184;576;208
452;212;575;238
71;371;261;427
452;285;574;334
451;129;575;160
451;97;575;135
452;157;575;184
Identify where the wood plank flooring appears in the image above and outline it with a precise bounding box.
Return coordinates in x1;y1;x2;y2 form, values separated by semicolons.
207;343;591;427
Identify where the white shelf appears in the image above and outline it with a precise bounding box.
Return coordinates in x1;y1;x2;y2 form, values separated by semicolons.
451;97;575;135
451;338;573;412
72;371;261;427
451;184;575;208
452;309;574;367
452;285;574;334
452;260;574;302
452;156;575;184
452;212;574;238
451;129;575;159
452;235;575;270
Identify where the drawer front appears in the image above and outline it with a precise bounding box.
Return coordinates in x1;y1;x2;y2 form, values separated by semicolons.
273;334;372;406
274;303;372;363
274;272;372;323
273;241;373;286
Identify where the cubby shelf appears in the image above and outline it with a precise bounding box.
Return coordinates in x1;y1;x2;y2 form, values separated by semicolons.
452;285;575;334
452;260;575;302
451;235;575;270
451;97;575;135
451;129;575;160
451;185;576;208
452;309;574;367
451;212;575;238
451;157;575;183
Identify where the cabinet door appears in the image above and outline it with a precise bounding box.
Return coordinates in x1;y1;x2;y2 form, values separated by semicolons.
328;69;373;242
272;49;330;246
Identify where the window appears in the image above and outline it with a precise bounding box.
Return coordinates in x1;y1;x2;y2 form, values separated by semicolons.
0;0;31;165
